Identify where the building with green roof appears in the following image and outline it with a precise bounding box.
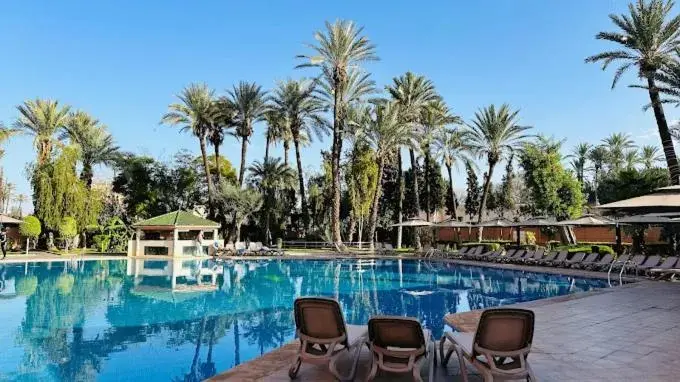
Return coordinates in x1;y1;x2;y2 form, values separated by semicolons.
128;210;221;257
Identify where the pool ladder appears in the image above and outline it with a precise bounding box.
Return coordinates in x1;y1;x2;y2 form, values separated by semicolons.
607;259;635;287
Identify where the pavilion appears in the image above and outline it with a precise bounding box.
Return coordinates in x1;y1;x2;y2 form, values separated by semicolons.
128;210;221;257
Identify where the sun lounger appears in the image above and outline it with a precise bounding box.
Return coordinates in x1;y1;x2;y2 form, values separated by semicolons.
500;249;525;263
289;297;368;381
571;252;600;269
524;250;550;265
558;252;586;268
646;256;679;277
492;248;515;263
440;308;536;382
379;243;396;255
608;254;630;271
479;250;503;262
366;316;435;382
514;250;539;264
633;255;661;273
462;246;483;260
587;253;614;271
543;251;569;266
624;254;647;272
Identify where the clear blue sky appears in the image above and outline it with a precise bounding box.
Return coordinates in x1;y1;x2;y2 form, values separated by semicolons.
0;0;676;213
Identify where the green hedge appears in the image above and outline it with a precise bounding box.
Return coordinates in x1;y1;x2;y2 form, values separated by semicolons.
554;244;615;255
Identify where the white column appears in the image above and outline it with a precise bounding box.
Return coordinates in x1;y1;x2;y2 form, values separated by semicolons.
172;229;179;257
135;229;142;257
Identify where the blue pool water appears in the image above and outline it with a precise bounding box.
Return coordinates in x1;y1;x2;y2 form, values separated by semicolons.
0;258;610;381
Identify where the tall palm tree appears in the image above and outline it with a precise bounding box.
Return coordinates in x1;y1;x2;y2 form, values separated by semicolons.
61;111;119;189
602;132;636;171
433;128;473;221
263;109;286;163
641;144;664;168
0;124;18;159
248;158;296;244
569;142;591;184
270;79;327;234
226;81;269;186
357;102;414;250
14;99;71;165
588;146;608;205
297;19;378;249
14;194;27;217
586;0;680;184
386;72;439;247
419;99;462;221
467;104;531;230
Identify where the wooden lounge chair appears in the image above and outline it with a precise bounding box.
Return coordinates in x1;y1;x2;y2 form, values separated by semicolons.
365;316;435;382
440;308;536;382
586;253;614;271
571;252;600;269
289;297;367;381
633;255;661;273
646;256;679;277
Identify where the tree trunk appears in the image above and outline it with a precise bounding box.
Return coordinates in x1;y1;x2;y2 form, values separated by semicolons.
293;136;310;235
199;136;216;215
424;147;431;221
80;161;94;189
477;159;497;240
283;141;290;167
264;132;271;163
446;164;458;220
593;168;600;206
331;79;344;250
347;209;356;243
234;317;241;365
647;76;680;185
238;136;248;187
214;142;222;185
368;158;385;251
396;151;404;249
409;149;421;249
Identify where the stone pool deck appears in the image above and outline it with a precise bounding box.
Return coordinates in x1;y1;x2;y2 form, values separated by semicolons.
211;279;680;381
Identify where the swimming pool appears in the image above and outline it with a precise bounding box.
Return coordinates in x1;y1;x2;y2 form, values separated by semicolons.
0;258;610;381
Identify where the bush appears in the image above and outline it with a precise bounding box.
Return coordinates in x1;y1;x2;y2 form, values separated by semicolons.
555;244;615;255
58;217;78;251
525;232;536;246
20;216;42;253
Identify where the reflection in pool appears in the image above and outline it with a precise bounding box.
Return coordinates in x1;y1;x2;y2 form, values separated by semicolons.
0;258;610;381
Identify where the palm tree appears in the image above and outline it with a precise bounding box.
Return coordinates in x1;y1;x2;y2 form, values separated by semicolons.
586;0;680;184
569;142;591;184
14;194;27;217
161;83;219;207
602;132;636;171
386;72;439;247
248;158;296;244
588;146;608;205
641;144;664;168
297;19;378;249
61;111;119;188
357;102;414;250
226;82;269;186
0;124;18;159
467;104;531;230
624;149;641;170
433;128;473;221
270;79;327;234
263;109;286;163
211;99;236;184
419;100;462;221
14;99;71;165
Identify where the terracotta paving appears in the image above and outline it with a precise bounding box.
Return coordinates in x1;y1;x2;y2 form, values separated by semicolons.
212;280;680;381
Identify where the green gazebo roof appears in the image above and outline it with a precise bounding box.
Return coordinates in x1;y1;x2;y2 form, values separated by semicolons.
132;210;219;229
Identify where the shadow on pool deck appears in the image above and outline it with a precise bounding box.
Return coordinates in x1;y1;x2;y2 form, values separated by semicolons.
211;280;680;381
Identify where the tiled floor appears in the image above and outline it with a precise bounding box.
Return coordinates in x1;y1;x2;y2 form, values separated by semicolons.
212;280;680;381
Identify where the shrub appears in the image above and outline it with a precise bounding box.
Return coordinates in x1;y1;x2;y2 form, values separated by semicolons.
20;216;41;254
58;217;78;252
555;244;615;255
525;232;536;246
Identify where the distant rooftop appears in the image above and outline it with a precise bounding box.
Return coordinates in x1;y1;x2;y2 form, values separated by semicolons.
132;210;219;229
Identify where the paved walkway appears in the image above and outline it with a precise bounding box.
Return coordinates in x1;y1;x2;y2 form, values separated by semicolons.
211;280;680;381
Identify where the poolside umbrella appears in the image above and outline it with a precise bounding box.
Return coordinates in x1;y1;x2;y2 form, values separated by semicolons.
597;185;680;213
510;217;558;246
617;214;674;224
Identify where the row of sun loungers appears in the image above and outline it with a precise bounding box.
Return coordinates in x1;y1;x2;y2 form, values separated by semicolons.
290;296;535;382
215;241;284;257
